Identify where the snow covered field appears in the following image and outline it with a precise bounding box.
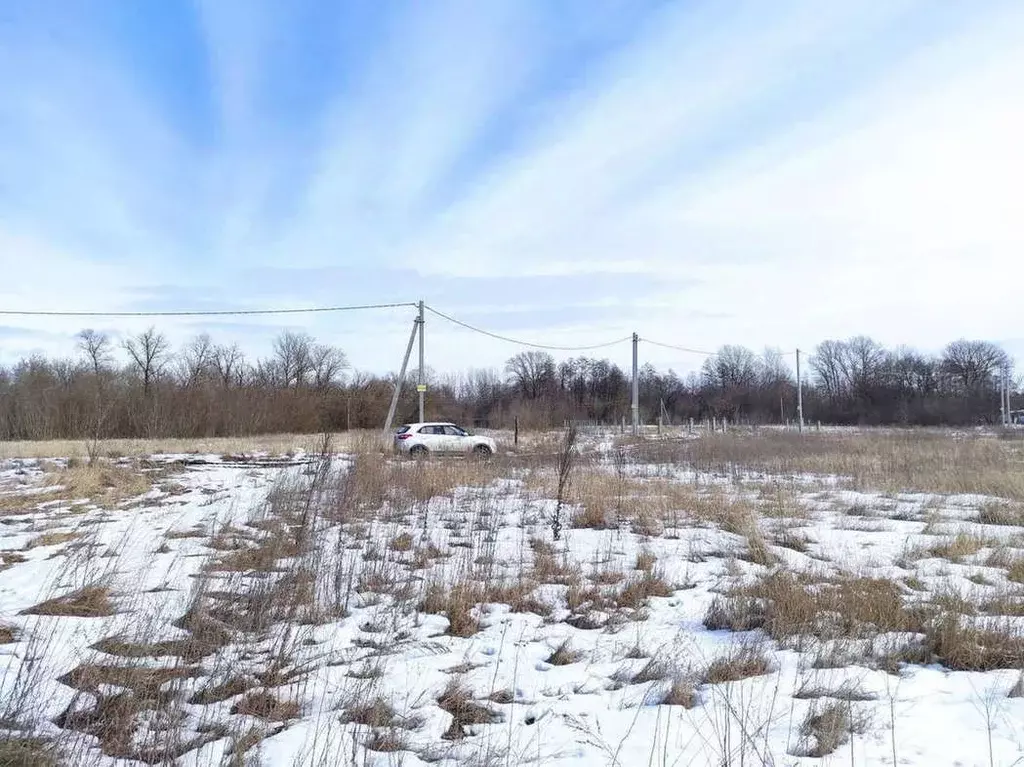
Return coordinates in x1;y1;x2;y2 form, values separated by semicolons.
3;430;1024;766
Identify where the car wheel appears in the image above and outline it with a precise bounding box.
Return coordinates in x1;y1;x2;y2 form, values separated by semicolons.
472;444;492;459
409;445;429;459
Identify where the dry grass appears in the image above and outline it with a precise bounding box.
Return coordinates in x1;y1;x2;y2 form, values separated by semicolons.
794;679;876;702
926;533;993;562
705;571;917;646
93;635;216;663
1;551;28;570
53;662;209;761
230;692;301;721
918;612;1024;671
189;676;253;705
42;462;153;506
796;701;865;757
21;585;115;618
59;663;199;695
615;568;673;610
662;676;698;707
0;738;57;767
677;431;1024;500
22;531;80;550
546;640;583;666
978;501;1024;527
0;623;16;644
0;432;355;460
702;644;773;684
420;579;482;637
342;697;399;728
437;680;501;740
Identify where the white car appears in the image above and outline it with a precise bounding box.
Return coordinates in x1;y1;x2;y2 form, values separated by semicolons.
393;422;497;458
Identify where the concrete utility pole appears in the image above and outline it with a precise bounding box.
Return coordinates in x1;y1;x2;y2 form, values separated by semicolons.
631;333;639;437
1002;370;1010;427
383;318;420;436
417;300;425;424
796;348;804;433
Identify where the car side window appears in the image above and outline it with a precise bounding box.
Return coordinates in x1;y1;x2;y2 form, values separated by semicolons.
443;426;464;437
425;426;444;435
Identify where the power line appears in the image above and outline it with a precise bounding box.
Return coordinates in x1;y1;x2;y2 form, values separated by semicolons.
424;305;632;352
0;301;419;318
640;336;798;357
639;337;717;356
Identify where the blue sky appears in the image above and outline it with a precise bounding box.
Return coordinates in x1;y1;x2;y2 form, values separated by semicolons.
1;0;1022;376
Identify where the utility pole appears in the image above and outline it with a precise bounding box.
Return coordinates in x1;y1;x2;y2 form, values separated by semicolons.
796;348;804;433
383;317;420;436
1002;370;1009;427
417;300;425;424
631;333;639;437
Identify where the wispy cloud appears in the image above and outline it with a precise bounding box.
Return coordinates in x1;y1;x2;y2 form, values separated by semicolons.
1;0;1021;373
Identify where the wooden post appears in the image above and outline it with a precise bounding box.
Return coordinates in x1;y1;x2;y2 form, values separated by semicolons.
514;416;519;449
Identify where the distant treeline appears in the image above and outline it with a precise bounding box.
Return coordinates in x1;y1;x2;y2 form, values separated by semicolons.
0;328;1016;441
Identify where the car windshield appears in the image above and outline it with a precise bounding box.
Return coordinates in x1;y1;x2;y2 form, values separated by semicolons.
395;425;410;434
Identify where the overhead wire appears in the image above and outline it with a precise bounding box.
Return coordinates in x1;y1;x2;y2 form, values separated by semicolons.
0;299;796;357
424;304;632;352
640;336;798;357
638;337;717;356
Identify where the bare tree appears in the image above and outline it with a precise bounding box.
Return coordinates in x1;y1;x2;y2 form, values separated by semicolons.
702;345;759;390
506;351;556;400
311;343;348;392
213;343;246;389
179;333;214;388
942;339;1010;394
273;331;314;388
76;329;115;456
76;329;113;378
811;340;848;402
123;327;170;396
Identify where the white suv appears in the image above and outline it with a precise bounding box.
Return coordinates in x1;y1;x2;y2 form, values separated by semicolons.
393;422;497;458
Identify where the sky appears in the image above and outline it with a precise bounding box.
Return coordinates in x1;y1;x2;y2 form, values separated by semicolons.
1;0;1022;378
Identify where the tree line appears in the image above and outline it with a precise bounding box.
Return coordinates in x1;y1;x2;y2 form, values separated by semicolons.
0;328;1017;441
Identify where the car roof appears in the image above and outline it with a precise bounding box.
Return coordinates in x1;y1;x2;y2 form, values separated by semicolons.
402;422;456;427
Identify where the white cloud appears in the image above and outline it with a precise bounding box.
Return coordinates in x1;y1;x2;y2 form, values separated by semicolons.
1;1;1022;375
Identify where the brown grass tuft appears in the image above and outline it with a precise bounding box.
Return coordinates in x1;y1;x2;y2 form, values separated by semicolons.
704;571;916;647
23;531;80;550
702;644;773;684
927;533;991;563
43;462;153;506
0;738;57;767
1;551;29;570
420;579;482;637
230;691;300;721
189;676;253;705
389;532;414;552
978;501;1024;527
546;640;583;666
795;701;865;757
21;585;114;618
661;675;698;707
437;680;501;740
919;612;1024;671
615;568;673;610
340;696;420;730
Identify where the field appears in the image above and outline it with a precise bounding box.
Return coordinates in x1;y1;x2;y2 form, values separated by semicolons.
3;427;1024;766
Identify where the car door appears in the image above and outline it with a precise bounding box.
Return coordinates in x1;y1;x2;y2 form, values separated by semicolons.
418;425;446;452
442;425;470;453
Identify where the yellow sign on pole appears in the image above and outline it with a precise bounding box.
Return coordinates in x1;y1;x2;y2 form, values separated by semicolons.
416;384;427;393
